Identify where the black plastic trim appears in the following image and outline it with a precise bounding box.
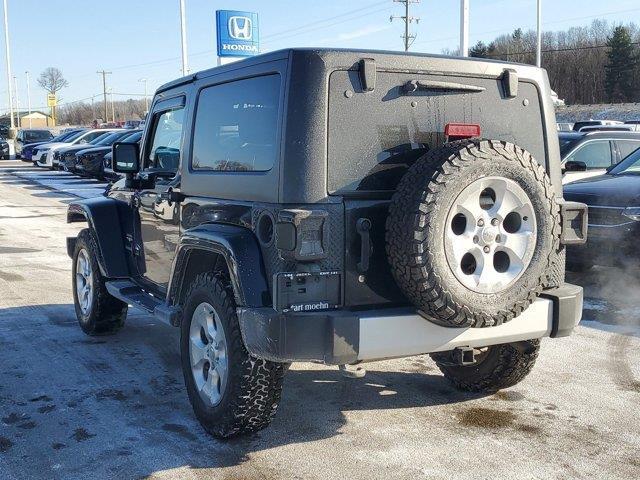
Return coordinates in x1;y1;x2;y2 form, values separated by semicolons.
168;223;270;308
67;198;129;278
237;307;359;365
541;282;583;338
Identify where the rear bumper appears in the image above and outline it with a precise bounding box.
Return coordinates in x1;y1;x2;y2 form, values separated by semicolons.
237;283;583;364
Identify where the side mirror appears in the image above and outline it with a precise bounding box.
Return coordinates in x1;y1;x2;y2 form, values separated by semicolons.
564;160;587;172
112;142;140;173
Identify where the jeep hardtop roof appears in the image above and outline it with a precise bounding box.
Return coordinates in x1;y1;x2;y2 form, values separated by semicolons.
156;47;546;94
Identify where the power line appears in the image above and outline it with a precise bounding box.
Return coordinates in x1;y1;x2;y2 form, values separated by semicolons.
486;41;640;58
262;1;389;41
390;0;420;52
96;3;393;74
413;6;640;47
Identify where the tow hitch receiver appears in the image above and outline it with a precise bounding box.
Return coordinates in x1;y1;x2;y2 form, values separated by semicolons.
453;346;476;366
432;346;477;366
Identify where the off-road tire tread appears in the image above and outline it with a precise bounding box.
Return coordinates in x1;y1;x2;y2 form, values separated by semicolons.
182;272;286;438
432;339;540;392
73;228;127;335
386;139;561;328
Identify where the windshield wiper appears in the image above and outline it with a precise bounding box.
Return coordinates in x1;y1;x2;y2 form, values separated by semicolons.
402;79;486;94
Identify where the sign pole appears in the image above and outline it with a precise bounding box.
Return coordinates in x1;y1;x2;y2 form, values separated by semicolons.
460;0;469;57
3;0;14;129
25;71;31;128
536;0;542;67
179;0;189;76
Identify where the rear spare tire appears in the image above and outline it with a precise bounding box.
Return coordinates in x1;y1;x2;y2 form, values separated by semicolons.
386;139;560;328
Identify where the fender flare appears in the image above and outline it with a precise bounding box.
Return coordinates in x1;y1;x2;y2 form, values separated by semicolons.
67;197;129;278
168;223;271;308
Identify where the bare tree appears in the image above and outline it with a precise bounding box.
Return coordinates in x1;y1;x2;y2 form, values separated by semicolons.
37;67;69;96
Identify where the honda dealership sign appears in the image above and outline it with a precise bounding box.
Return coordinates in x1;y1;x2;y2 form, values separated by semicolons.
216;10;260;57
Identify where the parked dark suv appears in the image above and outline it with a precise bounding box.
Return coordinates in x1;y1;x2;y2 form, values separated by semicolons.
66;49;586;438
15;129;54;158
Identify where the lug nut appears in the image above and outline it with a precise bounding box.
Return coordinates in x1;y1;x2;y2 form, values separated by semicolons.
483;246;490;253
491;218;499;226
495;234;501;242
473;235;479;244
477;219;484;227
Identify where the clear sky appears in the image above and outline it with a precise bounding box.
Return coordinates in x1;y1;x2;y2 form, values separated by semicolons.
1;0;640;115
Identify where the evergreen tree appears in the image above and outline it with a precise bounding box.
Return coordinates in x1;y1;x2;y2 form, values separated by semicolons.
469;41;489;58
605;26;637;102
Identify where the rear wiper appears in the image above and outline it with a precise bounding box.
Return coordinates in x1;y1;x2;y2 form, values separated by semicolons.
401;79;486;94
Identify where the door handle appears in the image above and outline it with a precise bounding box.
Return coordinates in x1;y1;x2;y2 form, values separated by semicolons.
356;218;372;273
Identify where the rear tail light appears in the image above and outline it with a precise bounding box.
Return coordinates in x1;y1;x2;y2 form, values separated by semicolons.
445;123;481;140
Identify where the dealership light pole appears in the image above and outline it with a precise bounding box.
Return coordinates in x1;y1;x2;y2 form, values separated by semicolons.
179;0;189;76
25;71;31;128
536;0;542;67
12;74;19;127
460;0;469;57
3;0;14;129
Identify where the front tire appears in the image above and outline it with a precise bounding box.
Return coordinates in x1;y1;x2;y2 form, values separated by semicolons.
180;272;287;438
431;340;540;392
72;229;127;335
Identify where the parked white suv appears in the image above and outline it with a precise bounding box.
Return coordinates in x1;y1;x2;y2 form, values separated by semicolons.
34;129;119;169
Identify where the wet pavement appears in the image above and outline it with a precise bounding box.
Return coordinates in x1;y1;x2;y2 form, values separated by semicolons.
0;160;639;480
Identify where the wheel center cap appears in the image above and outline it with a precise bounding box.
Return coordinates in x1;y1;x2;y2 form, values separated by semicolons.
481;225;498;244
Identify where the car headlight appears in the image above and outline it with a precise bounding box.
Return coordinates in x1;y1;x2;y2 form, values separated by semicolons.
622;207;640;221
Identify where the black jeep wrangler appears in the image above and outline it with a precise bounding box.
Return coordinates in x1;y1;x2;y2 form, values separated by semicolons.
67;49;587;438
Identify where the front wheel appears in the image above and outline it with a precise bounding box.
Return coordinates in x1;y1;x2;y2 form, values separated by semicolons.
431;340;540;392
72;229;127;335
180;272;287;438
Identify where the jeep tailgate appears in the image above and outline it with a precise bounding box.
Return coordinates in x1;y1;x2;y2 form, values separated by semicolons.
329;69;547;307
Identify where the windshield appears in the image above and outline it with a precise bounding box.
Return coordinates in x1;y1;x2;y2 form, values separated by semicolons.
89;133;111;145
25;130;52;141
559;137;581;156
609;148;640;175
52;130;80;142
94;131;126;146
64;130;86;143
120;131;142;143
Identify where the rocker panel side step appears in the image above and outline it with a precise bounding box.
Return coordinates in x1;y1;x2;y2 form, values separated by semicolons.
105;280;181;327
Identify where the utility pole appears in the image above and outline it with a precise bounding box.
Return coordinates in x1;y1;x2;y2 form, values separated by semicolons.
25;71;31;128
138;78;149;112
536;0;542;67
3;0;14;129
109;88;115;123
460;0;469;57
179;0;189;76
12;74;19;128
97;70;111;123
390;0;420;52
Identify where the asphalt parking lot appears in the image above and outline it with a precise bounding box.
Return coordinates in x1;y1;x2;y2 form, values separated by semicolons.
0;160;639;480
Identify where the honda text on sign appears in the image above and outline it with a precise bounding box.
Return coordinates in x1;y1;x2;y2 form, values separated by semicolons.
216;10;259;57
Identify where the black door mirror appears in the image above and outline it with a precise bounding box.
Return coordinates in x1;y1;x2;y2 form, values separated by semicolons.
564;160;587;172
112;142;140;173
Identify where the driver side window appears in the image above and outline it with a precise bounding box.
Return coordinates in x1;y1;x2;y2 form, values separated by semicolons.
565;140;612;169
146;107;185;172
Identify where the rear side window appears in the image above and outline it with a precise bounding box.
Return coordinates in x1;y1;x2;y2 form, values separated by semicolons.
191;74;280;172
616;140;640;160
565;140;612;168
